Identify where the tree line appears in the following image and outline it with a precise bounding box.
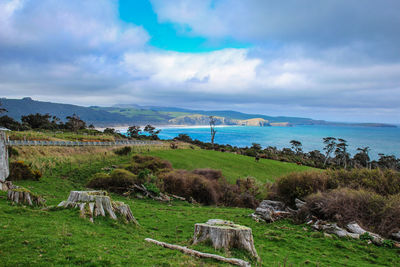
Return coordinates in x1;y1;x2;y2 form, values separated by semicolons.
0;112;90;132
173;134;400;171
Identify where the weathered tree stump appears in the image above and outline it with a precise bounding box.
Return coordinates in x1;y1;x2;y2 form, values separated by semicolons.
193;219;259;259
7;188;45;206
58;191;138;224
1;180;15;191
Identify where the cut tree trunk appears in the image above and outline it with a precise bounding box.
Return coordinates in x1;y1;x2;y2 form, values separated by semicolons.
1;181;15;191
7;188;45;206
58;191;138;224
193;219;259;259
145;238;251;267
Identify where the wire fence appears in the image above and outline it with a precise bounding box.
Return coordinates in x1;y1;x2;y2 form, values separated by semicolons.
7;140;162;147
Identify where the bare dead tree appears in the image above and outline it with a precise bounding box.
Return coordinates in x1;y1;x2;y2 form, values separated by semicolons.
209;116;217;148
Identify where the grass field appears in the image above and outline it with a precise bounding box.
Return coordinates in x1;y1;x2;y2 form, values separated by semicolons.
0;146;399;266
8;130;117;142
147;149;315;183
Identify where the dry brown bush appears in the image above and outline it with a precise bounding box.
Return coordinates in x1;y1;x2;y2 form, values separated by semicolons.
160;170;219;205
274;169;400;207
160;170;262;208
192;168;223;180
302;188;400;237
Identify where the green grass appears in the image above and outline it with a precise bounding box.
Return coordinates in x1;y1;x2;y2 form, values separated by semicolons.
1;147;399;266
9;130;116;142
147;149;315;183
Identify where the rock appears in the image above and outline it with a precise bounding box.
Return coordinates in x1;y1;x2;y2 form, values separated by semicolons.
258;200;286;210
193;219;259;259
391;231;400;241
312;221;359;239
346;222;384;245
58;191;138;224
295;198;306;209
253;200;291;222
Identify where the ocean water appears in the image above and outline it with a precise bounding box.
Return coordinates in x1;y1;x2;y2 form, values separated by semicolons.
155;125;400;160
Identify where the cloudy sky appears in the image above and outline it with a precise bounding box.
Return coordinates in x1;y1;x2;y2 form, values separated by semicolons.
1;0;399;123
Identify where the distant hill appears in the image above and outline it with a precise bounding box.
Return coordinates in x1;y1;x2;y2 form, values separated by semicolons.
0;98;134;126
0;98;396;128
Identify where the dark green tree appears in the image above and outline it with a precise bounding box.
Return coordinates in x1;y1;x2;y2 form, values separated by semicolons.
21;113;55;129
103;128;116;134
0;115;24;131
335;138;349;168
127;125;142;139
290;140;303;154
354;147;370;168
65;114;86;132
144;124;161;140
323;137;337;167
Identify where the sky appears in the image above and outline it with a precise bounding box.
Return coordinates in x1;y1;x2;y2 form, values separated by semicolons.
0;0;400;123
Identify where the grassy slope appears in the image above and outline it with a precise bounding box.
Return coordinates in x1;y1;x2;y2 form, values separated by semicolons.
9;130;117;142
0;147;399;266
148;149;315;183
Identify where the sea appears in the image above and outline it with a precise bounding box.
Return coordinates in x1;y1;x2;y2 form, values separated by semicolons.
149;125;400;160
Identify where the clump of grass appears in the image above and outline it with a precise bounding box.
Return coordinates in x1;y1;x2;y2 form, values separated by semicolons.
86;169;137;193
127;154;173;175
113;146;132;156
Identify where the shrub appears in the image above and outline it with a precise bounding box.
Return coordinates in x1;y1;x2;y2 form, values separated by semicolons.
113;146;132;156
128;154;172;174
8;161;42;181
274;171;330;206
326;168;400;196
192;168;223;180
160;170;262;208
302;188;400;238
86;169;136;193
160;170;220;205
7;146;19;157
273;169;400;207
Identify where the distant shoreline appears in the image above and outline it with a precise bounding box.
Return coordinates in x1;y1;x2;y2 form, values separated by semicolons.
96;122;397;132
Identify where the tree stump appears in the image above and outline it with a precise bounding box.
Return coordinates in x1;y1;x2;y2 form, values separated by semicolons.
58;191;138;224
193;219;259;259
7;188;45;206
1;181;15;191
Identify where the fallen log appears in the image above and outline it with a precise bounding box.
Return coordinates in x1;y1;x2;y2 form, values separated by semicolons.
145;238;251;267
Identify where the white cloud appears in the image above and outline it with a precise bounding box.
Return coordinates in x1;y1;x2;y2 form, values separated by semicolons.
123;49;261;91
0;0;149;54
1;0;400;123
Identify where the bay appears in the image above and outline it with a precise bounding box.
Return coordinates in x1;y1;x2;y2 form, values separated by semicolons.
155;125;400;160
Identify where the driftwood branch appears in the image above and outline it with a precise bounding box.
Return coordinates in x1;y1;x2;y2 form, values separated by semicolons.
145;238;251;267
